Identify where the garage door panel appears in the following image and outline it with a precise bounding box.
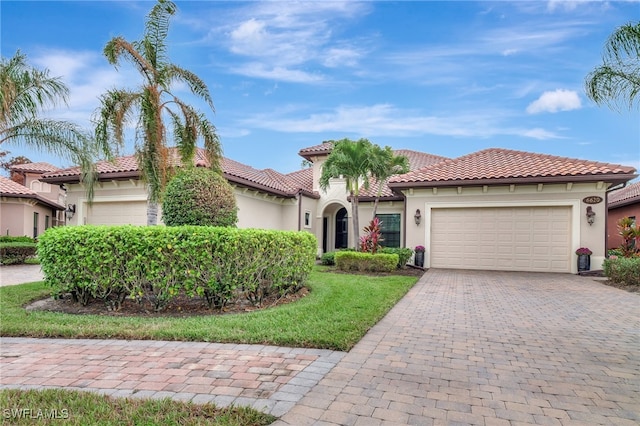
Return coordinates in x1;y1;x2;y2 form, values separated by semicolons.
431;206;571;273
87;201;147;225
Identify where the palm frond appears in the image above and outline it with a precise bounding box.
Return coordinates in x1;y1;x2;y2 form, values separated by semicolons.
144;0;176;70
165;64;215;110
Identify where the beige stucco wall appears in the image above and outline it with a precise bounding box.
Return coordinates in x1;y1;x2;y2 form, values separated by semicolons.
0;197;56;238
402;182;610;273
25;173;65;205
64;180;313;232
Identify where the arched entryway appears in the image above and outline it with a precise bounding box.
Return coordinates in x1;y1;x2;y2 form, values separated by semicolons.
321;203;349;253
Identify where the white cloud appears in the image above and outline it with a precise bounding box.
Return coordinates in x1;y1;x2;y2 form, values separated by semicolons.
526;89;582;114
239;103;563;140
231;63;324;83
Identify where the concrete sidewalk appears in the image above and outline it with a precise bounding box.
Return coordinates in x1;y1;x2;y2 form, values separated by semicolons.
0;264;44;286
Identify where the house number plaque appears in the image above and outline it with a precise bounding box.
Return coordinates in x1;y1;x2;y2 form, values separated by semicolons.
582;196;603;204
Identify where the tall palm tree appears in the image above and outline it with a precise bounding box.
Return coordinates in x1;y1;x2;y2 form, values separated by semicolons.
319;138;374;249
369;145;409;218
94;0;221;225
0;50;100;199
585;21;640;111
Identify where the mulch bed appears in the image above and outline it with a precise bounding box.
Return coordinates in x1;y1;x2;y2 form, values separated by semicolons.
26;267;425;317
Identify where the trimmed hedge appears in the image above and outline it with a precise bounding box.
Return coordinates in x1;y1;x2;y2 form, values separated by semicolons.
603;256;640;286
379;247;413;268
0;242;37;265
0;236;34;243
38;226;317;311
335;251;399;273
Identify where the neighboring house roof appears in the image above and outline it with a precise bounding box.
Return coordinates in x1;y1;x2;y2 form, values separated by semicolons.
389;148;637;188
286;168;314;194
0;176;64;210
10;162;61;173
608;181;640;209
41;149;318;199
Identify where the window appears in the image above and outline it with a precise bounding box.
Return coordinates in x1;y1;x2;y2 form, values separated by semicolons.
304;211;311;228
375;214;401;248
45;215;50;230
33;212;39;238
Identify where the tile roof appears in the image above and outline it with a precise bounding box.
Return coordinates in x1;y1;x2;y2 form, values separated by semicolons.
0;176;64;209
389;148;637;187
298;142;334;160
10;162;61;173
42;149;315;199
286;167;314;194
608;182;640;208
359;150;449;198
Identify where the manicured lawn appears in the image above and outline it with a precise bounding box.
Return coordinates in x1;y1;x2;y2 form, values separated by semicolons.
0;267;418;351
0;388;275;425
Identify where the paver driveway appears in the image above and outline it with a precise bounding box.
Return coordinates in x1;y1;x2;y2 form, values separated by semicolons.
275;269;640;425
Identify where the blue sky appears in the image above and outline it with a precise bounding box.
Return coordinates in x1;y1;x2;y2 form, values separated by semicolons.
2;1;639;175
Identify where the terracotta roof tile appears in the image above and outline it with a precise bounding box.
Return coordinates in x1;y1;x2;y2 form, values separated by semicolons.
0;176;64;209
298;142;334;159
359;150;449;198
10;162;61;173
390;148;637;186
286;168;314;193
43;149;310;198
608;181;640;208
0;176;36;196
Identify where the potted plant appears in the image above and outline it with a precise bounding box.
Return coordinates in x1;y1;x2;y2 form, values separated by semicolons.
414;245;425;267
575;247;592;272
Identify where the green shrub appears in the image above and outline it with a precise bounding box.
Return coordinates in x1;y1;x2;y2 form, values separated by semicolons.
162;168;238;227
0;236;34;243
335;251;398;273
321;251;336;265
0;242;37;265
603;256;640;286
38;226;317;311
379;247;413;268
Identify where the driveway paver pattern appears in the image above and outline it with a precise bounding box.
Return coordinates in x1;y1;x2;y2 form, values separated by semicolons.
1;269;639;425
275;269;640;425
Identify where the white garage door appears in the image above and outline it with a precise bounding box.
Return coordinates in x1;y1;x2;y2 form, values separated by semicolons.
431;206;571;273
87;201;147;225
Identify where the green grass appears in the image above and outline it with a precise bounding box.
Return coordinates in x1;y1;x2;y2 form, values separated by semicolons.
0;267;418;351
0;388;275;425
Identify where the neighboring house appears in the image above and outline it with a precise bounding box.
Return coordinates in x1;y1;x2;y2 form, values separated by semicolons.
0;170;65;238
40;144;637;274
607;181;640;250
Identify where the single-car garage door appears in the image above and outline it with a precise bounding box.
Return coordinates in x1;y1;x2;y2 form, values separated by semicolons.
86;201;147;225
431;206;571;272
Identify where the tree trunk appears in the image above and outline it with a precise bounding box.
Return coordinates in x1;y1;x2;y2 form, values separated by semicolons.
351;194;360;250
372;197;380;219
147;200;159;226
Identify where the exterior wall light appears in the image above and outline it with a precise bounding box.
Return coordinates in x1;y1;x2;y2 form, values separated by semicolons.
414;209;422;225
65;204;76;221
586;206;596;226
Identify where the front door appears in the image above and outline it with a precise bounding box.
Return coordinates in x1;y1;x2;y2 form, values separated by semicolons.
335;208;348;249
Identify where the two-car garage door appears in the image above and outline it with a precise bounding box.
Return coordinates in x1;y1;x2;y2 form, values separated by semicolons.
86;201;147;225
430;206;571;273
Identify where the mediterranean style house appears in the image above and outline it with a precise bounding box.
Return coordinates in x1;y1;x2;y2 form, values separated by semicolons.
39;142;636;274
0;162;65;238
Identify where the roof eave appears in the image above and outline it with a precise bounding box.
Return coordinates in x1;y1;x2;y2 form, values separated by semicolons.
225;174;297;198
389;173;639;189
0;192;64;210
41;170;142;184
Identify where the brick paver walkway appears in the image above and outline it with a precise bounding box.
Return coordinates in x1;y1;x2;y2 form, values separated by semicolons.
1;338;344;416
275;270;640;425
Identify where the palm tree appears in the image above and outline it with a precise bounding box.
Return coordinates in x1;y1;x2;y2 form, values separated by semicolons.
319;138;374;249
94;0;221;225
369;145;409;218
585;21;640;111
0;50;100;198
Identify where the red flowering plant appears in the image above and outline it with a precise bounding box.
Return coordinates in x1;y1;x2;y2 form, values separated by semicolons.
575;247;592;256
360;217;384;254
415;245;426;253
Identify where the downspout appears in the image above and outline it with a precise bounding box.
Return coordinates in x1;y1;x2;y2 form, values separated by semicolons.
297;190;303;231
402;191;407;248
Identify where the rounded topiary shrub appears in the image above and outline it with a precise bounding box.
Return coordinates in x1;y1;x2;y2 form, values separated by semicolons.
162;167;238;227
